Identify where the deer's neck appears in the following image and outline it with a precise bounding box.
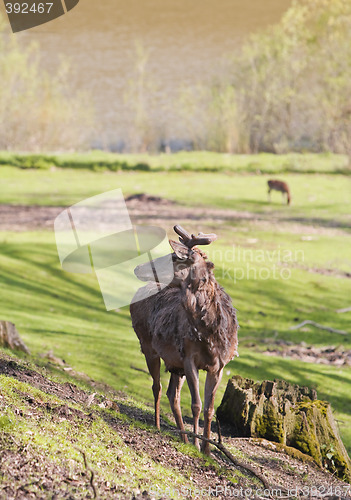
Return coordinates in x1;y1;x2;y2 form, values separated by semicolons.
182;274;222;333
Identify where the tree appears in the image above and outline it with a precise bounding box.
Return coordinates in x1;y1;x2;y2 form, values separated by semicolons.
0;19;94;151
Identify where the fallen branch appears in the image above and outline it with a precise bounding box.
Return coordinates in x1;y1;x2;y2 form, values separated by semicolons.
289;320;347;335
86;393;97;407
75;448;98;499
216;417;223;445
130;365;149;375
176;429;287;496
336;307;351;314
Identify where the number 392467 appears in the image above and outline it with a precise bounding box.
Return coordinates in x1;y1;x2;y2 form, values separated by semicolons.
5;3;54;14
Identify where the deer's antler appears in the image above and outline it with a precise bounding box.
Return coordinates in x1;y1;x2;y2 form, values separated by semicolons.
174;225;217;248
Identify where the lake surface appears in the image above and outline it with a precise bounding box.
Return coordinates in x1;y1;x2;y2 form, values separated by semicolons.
9;0;292;148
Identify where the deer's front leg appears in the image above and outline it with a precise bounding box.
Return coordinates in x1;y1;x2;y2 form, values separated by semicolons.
143;347;162;430
202;369;223;455
184;358;201;450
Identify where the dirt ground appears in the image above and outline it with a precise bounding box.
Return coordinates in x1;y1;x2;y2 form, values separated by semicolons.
0;354;350;499
0;199;254;232
0;196;349;236
245;338;351;367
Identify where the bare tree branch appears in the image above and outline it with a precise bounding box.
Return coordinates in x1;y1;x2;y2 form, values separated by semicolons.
336;307;351;314
289;320;348;335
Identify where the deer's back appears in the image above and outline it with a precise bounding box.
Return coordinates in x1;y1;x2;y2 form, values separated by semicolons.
268;180;289;193
130;283;238;374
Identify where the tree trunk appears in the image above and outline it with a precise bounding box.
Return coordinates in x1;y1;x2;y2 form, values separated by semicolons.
0;321;30;354
217;375;351;482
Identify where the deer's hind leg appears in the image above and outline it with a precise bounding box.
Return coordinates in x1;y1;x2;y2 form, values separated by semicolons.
142;344;162;430
167;373;188;443
184;358;201;450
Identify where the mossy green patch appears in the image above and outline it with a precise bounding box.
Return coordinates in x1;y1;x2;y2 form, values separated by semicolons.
255;410;285;444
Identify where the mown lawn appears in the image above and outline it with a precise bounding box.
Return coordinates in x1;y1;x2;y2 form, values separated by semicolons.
0;155;350;452
0;165;351;226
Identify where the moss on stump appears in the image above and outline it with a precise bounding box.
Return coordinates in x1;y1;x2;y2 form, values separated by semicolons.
217;375;351;482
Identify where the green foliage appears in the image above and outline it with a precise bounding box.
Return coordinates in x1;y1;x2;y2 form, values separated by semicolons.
179;0;351;154
0;20;94;152
0;151;349;174
123;41;160;152
0;413;15;431
178;83;240;152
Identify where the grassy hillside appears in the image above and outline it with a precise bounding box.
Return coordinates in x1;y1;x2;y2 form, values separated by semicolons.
2;349;350;498
1;229;350;453
0;350;237;498
0;153;350;462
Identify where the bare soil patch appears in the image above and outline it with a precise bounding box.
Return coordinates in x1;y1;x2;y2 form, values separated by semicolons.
0;199;350;237
305;267;351;279
0;199;254;231
248;339;351;366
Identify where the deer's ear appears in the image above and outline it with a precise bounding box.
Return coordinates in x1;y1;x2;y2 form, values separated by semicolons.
169;240;192;259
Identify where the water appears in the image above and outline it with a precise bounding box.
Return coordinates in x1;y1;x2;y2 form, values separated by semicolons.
16;0;292;148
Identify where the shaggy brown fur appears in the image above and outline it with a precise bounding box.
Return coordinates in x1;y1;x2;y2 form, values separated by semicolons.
130;229;238;454
267;179;291;205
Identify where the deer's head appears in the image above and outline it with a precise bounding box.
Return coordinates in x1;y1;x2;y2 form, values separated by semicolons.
134;225;217;287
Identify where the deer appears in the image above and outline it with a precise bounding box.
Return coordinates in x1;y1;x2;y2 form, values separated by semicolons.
267;179;291;205
130;225;239;455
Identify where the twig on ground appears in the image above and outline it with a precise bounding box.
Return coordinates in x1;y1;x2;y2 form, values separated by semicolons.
130;365;149;375
176;429;286;496
289;320;347;335
18;458;32;470
75;448;98;499
216;417;222;445
68;383;76;393
86;392;97;407
336;307;351;314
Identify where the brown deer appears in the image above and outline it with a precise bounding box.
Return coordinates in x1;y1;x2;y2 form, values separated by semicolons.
130;225;239;455
267;179;291;205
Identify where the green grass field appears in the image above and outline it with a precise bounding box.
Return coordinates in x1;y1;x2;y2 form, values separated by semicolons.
0;151;350;174
1;152;351;453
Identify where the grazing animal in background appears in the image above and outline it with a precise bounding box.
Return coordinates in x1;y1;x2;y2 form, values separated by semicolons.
130;225;239;455
267;179;291;205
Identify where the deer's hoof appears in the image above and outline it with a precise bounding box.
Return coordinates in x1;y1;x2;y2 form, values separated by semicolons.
181;434;189;444
201;443;211;455
201;446;211;455
194;438;201;451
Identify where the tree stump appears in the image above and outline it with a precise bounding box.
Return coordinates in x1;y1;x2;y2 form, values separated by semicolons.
217;375;351;482
0;321;30;354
